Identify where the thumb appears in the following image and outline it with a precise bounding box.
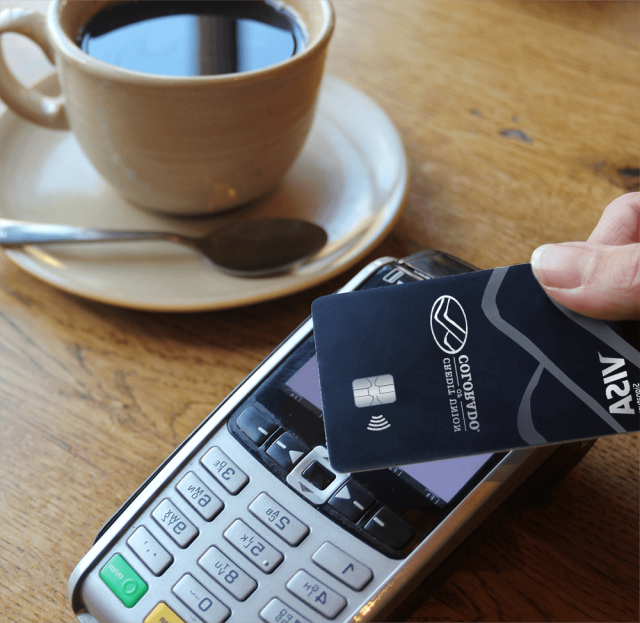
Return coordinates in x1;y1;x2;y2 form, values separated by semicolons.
530;241;640;321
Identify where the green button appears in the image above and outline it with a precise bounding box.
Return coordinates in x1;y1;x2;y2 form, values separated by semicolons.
100;554;148;608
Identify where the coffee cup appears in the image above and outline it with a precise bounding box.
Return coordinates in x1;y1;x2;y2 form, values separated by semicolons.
0;1;334;215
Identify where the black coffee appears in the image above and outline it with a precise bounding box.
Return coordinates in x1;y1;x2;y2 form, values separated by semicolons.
77;1;305;76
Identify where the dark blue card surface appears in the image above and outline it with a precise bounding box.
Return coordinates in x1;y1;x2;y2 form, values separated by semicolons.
311;264;640;473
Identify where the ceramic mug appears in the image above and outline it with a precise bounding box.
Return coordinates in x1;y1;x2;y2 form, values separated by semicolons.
0;1;334;215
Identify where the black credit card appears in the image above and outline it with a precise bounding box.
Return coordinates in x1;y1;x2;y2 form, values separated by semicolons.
311;264;640;473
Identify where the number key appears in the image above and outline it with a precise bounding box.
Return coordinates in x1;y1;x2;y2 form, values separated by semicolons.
176;471;223;520
151;499;198;548
286;570;346;619
201;446;248;494
312;542;372;590
249;493;309;546
198;546;257;601
172;574;230;623
223;519;283;573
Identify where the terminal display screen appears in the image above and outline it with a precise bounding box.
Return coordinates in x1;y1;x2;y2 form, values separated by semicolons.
284;354;492;505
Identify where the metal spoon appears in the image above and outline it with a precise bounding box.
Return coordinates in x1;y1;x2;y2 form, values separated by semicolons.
0;217;328;277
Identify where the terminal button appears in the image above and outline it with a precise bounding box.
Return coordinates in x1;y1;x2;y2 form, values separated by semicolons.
302;461;335;490
151;499;198;548
328;480;375;523
286;446;349;506
201;446;249;494
237;406;278;445
172;574;230;623
286;570;346;619
176;471;224;521
364;506;413;550
260;598;310;623
127;526;173;576
312;542;373;591
144;602;186;623
266;431;309;472
224;519;283;573
199;546;257;601
100;553;148;608
249;493;309;546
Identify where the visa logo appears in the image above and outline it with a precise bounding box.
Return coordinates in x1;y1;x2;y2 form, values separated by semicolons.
599;353;635;415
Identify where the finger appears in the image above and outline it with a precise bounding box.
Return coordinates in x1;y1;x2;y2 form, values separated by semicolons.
531;241;640;321
588;192;640;246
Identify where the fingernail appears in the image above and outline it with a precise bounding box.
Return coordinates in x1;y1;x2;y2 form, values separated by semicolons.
531;244;594;289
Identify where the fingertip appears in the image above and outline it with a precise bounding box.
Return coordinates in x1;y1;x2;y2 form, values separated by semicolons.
537;285;639;321
530;244;551;272
530;241;640;320
530;243;594;290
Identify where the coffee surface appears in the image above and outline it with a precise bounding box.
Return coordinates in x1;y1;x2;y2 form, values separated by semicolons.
77;1;305;76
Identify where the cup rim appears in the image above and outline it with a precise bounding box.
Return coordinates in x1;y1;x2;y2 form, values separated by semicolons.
48;0;334;84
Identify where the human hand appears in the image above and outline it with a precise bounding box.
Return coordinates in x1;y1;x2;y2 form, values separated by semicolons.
531;192;640;321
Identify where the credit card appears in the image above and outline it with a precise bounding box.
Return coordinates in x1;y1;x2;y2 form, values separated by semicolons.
311;264;639;473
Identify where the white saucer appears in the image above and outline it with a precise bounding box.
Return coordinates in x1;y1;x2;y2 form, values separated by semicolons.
0;75;408;311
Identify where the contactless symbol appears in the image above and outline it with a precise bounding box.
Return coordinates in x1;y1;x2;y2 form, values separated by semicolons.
352;375;396;408
367;415;391;432
430;295;468;354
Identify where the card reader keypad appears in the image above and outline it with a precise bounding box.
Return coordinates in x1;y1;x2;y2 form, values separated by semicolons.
97;430;380;623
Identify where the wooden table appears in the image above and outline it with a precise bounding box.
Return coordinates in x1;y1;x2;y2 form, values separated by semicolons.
1;1;638;621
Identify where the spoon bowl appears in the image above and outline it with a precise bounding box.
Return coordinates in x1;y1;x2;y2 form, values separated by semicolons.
0;218;328;277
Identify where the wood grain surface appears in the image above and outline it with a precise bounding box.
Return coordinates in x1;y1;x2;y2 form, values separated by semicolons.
0;1;638;622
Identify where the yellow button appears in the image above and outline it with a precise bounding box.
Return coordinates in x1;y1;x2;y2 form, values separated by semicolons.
144;602;186;623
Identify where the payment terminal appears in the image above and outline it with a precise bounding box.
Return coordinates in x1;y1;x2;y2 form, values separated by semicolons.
68;250;594;623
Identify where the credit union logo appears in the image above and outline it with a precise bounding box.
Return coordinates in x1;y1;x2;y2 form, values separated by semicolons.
430;295;468;354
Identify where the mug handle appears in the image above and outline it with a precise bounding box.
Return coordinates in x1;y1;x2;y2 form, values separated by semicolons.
0;7;69;129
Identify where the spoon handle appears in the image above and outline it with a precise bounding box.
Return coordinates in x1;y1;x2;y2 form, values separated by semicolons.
0;219;167;246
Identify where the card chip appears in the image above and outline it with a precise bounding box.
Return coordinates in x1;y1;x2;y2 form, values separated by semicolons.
352;375;396;407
